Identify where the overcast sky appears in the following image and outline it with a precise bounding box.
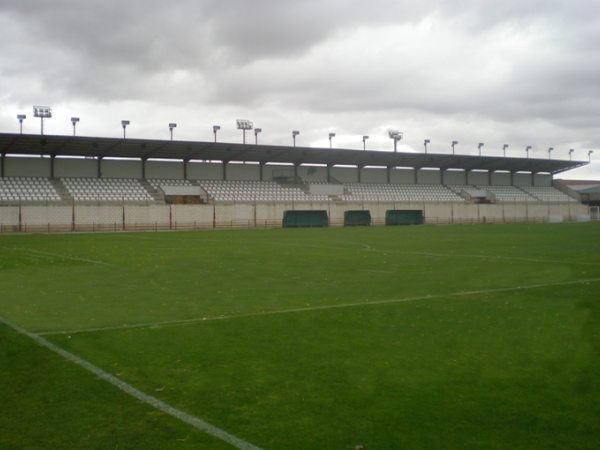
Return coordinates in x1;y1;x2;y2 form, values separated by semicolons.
1;0;598;179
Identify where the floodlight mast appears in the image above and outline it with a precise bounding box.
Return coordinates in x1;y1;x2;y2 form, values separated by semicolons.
254;128;262;145
17;114;26;134
33;106;52;135
526;145;532;158
452;141;458;155
71;117;80;136
363;135;369;151
329;133;335;149
424;139;430;154
169;123;177;141
121;120;130;139
503;144;509;157
236;119;253;145
548;147;554;159
569;149;574;160
292;131;299;147
388;130;402;152
478;143;484;156
213;125;220;142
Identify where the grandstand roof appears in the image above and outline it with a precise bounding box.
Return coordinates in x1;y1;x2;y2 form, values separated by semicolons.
0;132;588;175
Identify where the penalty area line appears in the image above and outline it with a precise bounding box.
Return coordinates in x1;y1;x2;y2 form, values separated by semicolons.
0;315;264;450
38;277;600;337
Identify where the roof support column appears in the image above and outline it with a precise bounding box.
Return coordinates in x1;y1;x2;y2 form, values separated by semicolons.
294;163;299;181
183;159;188;180
387;166;391;184
259;162;264;181
358;165;362;183
488;170;492;186
98;157;102;178
441;169;445;185
1;153;4;178
414;167;418;185
510;171;514;186
222;161;227;181
50;155;55;178
327;164;331;182
531;171;535;187
142;158;147;180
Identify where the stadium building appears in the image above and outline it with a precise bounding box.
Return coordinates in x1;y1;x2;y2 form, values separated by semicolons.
0;132;595;232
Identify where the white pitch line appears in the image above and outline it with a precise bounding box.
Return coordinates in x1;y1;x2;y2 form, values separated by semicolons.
37;277;600;337
0;315;264;450
0;246;110;266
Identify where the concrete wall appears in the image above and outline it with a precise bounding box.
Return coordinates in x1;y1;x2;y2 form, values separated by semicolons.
491;172;511;186
443;170;467;185
330;166;358;183
55;158;98;178
390;168;415;184
4;156;51;177
361;167;387;183
187;162;223;180
417;169;441;185
534;173;552;187
514;172;534;186
226;162;261;181
298;165;328;182
146;160;184;179
467;171;490;185
101;159;142;179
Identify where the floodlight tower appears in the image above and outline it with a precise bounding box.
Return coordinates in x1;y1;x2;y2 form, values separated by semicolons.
548;147;554;159
236;119;253;144
292;130;299;147
17;114;26;134
526;145;532;158
329;133;335;149
589;150;594;162
569;149;574;160
363;135;369;151
213;125;220;142
121;120;130;139
424;139;430;153
388;130;403;152
503;144;509;157
451;141;458;155
169;123;177;141
71;117;80;136
478;142;484;156
254;128;262;145
33;106;52;135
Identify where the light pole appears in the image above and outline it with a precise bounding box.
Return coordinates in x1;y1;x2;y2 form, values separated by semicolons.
121;120;130;139
526;145;531;158
569;149;574;160
329;133;335;149
503;144;509;157
478;143;484;156
236;119;253;145
292;131;299;147
589;150;594;162
452;141;458;155
71;117;80;136
169;123;177;141
548;147;553;159
213;125;220;142
254;128;262;145
33;106;52;135
424;139;430;153
17;114;26;134
389;130;402;152
363;135;369;151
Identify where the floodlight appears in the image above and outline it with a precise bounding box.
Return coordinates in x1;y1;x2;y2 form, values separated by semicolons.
569;149;574;160
33;106;52;135
169;123;177;141
213;125;220;142
236;119;253;144
328;133;335;148
424;139;430;153
388;130;403;152
254;128;262;145
478;143;484;156
503;144;509;157
548;147;554;159
452;141;458;154
17;114;26;134
71;117;80;136
363;135;369;151
526;145;532;158
121;120;130;139
292;130;299;147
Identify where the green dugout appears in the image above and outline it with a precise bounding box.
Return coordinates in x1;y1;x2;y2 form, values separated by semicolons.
344;210;371;226
282;210;329;228
386;209;424;226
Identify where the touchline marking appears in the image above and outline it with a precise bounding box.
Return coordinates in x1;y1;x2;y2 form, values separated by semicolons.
0;246;110;266
0;315;264;450
37;277;600;337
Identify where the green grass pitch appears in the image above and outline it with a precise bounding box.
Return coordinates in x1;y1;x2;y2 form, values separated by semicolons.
1;223;599;449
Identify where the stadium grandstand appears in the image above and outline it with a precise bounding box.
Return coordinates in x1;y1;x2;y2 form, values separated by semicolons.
0;132;595;232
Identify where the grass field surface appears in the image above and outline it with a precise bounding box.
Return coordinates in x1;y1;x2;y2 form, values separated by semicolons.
1;223;599;449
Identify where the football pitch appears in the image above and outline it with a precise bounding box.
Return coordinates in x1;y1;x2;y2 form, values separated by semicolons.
1;223;599;449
